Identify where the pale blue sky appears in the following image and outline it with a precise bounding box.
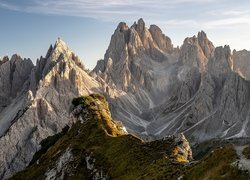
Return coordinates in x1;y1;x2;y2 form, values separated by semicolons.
0;0;250;69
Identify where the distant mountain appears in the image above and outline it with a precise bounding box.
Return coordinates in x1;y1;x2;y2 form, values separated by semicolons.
94;18;250;143
0;18;250;178
233;49;250;80
0;39;105;178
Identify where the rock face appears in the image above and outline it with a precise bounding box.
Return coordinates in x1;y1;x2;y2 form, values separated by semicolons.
94;18;175;92
10;94;192;180
0;39;105;179
93;19;250;144
232;49;250;80
166;133;192;162
0;54;33;112
178;31;215;73
1;19;250;178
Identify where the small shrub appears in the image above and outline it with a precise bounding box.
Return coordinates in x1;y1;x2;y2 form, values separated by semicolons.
243;146;250;159
72;97;86;106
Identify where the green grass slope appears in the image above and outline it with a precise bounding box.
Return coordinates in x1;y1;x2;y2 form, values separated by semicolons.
11;94;186;180
10;94;250;180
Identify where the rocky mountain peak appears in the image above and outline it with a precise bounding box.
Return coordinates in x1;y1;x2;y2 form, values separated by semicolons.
136;18;146;32
51;37;71;59
207;45;232;75
2;18;250;179
42;38;76;64
149;24;173;53
36;38;85;80
0;53;34;114
45;45;53;59
117;22;129;32
2;56;9;61
10;54;22;62
0;56;9;65
54;37;69;50
197;31;215;58
179;31;214;71
197;30;207;41
94;18;174;91
232;49;250;80
51;38;85;71
0;39;100;178
214;45;231;59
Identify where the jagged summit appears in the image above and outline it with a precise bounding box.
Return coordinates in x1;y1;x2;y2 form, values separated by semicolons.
1;18;250;179
0;54;25;65
0;56;9;65
92;19;250;144
132;18;146;34
43;38;79;64
36;38;85;80
179;30;215;71
0;37;100;179
55;37;64;45
149;24;173;53
232;49;250;80
94;18;175;91
47;37;72;60
53;37;71;56
117;21;129;30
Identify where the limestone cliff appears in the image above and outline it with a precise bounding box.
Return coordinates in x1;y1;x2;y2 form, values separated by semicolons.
1;18;250;179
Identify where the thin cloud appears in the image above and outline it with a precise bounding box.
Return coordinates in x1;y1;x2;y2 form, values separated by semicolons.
156;19;199;28
207;9;250;16
0;1;21;11
0;0;217;19
204;16;250;29
1;0;249;30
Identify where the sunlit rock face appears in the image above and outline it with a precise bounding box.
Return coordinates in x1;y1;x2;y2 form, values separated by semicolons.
232;49;250;80
1;19;250;178
94;19;250;144
0;39;105;179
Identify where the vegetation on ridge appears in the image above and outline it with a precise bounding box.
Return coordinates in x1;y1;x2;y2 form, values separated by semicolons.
243;146;250;159
28;125;70;166
186;144;250;179
10;94;250;180
11;94;186;179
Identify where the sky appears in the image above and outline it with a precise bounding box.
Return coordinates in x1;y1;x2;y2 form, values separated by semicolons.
0;0;250;69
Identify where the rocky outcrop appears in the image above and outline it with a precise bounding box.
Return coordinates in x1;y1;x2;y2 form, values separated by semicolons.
232;49;250;80
171;133;193;162
0;39;103;179
92;19;250;145
149;24;173;53
207;45;232;76
94;18;175;92
179;31;214;71
1;18;250;178
10;95;192;179
0;56;9;66
0;54;33;112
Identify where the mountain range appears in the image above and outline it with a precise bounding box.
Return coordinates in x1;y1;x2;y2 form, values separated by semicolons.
1;18;250;179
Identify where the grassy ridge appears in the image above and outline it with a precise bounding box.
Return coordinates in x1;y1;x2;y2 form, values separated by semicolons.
10;94;250;180
11;94;184;179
